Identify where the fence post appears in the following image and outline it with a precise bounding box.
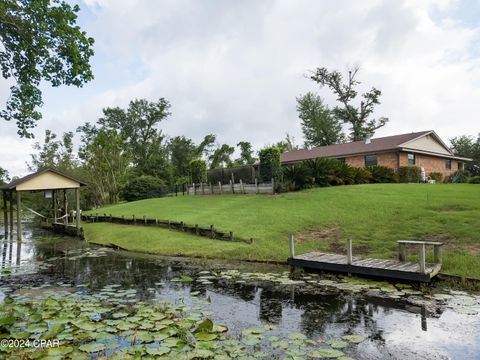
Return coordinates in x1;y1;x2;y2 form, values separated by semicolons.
210;225;215;238
271;178;275;194
230;180;234;194
210;183;213;195
289;234;295;258
229;231;234;241
255;178;259;194
133;214;136;224
239;179;244;194
195;224;199;235
434;244;442;264
218;181;222;195
398;242;406;262
193;183;196;195
347;239;353;265
201;182;204;195
143;215;146;224
419;243;426;274
180;221;184;231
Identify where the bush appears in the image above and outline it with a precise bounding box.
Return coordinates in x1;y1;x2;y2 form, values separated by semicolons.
449;169;470;183
259;147;281;182
469;176;480;184
303;158;338;186
398;166;421;183
429;172;443;182
283;164;312;190
333;162;356;185
189;159;207;184
121;176;168;202
354;167;372;184
369;166;397;183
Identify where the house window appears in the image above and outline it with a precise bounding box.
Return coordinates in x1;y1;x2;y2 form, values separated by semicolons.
365;154;377;167
407;153;415;166
445;159;451;170
458;162;464;170
336;158;346;164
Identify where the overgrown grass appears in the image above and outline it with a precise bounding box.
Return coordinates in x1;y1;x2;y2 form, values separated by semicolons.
84;184;480;278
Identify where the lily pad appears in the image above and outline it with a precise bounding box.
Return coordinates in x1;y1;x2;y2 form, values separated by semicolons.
309;349;345;358
342;335;365;344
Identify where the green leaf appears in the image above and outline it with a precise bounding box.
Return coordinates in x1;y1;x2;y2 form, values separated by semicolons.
342;335;366;344
194;319;213;333
308;349;345;358
146;346;171;355
79;342;107;353
40;323;65;339
194;333;218;341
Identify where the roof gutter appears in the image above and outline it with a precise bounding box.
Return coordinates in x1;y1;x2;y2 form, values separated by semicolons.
400;148;472;162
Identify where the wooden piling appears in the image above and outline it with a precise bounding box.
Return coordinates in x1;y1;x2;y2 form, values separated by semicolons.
16;191;21;240
419;243;426;274
289;234;295;258
255;178;258;194
240;179;244;194
218;181;222;194
399;242;406;262
210;225;214;238
347;239;353;265
2;191;7;235
434;244;442;264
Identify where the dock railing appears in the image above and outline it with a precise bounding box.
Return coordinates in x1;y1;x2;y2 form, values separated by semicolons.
397;240;443;274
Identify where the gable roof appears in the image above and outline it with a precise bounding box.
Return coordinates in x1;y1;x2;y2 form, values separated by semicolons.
281;130;470;163
1;167;87;191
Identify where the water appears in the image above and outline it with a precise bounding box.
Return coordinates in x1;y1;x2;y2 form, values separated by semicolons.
1;221;479;359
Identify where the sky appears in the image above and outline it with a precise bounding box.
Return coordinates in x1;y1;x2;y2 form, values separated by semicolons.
1;0;480;176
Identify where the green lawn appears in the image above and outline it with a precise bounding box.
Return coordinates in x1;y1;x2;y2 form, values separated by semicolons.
84;184;480;278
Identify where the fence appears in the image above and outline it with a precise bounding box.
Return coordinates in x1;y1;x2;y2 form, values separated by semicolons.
187;179;274;195
82;214;253;244
207;165;257;184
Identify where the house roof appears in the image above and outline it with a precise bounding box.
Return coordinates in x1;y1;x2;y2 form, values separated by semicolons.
281;130;471;163
1;167;87;191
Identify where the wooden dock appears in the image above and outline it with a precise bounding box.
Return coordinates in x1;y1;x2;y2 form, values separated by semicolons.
288;238;443;282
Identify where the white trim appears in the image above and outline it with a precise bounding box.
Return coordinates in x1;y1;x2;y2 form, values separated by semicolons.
398;130;453;155
399;148;472;161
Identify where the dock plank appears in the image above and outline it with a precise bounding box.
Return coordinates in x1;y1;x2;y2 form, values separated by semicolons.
289;251;442;282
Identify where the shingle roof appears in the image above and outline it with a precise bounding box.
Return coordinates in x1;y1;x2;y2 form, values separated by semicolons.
281;131;434;163
1;167;87;190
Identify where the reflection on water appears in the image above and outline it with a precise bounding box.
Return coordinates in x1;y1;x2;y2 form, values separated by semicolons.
1;221;479;359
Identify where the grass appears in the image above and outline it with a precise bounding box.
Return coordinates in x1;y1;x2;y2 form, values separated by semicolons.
84;184;480;278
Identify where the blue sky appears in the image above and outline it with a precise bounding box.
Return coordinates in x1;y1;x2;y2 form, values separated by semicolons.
1;0;480;175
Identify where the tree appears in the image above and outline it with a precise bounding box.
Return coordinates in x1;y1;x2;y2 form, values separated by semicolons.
98;98;171;178
189;159;207;183
209;144;234;169
77;127;131;206
450;134;480;175
0;167;10;185
28;129;77;171
258;146;281;181
297;92;345;147
169;136;198;180
235;141;256;165
0;0;94;137
310;67;388;141
275;133;298;153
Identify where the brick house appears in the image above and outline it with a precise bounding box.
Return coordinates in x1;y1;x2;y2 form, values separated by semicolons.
281;130;471;180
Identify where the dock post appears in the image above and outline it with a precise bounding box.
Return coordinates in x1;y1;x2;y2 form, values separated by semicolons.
289;234;295;258
434;244;442;264
347;239;353;265
398;242;406;262
16;191;22;241
419;243;426;274
3;191;8;236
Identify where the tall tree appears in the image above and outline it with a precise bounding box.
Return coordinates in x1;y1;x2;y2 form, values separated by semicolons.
297;92;345;147
77;127;131;206
310;67;388;141
0;0;94;137
209;144;234;169
275;133;298;153
168;136;197;179
235;141;256;165
450;134;480;175
98;98;171;177
0;167;10;185
29;129;76;171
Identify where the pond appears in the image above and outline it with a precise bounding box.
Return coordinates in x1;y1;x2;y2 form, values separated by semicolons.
1;221;479;359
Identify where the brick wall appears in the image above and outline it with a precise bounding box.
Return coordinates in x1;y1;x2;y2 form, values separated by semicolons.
345;151;398;169
344;151;459;181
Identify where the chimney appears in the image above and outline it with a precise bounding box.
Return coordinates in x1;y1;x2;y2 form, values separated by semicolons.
364;135;371;144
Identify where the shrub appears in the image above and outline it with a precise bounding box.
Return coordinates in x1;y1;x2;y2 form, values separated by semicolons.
303;158;338;187
121;176;168;202
398;166;421;183
259;147;281;182
354;168;372;184
449;169;470;183
469;176;480;184
333;162;356;185
189;159;207;184
429;172;443;182
283;164;312;190
369;166;397;183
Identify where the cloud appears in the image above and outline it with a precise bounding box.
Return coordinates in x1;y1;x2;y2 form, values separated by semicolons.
1;0;479;175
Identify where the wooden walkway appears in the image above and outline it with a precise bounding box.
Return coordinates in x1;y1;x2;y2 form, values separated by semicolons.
289;252;442;282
